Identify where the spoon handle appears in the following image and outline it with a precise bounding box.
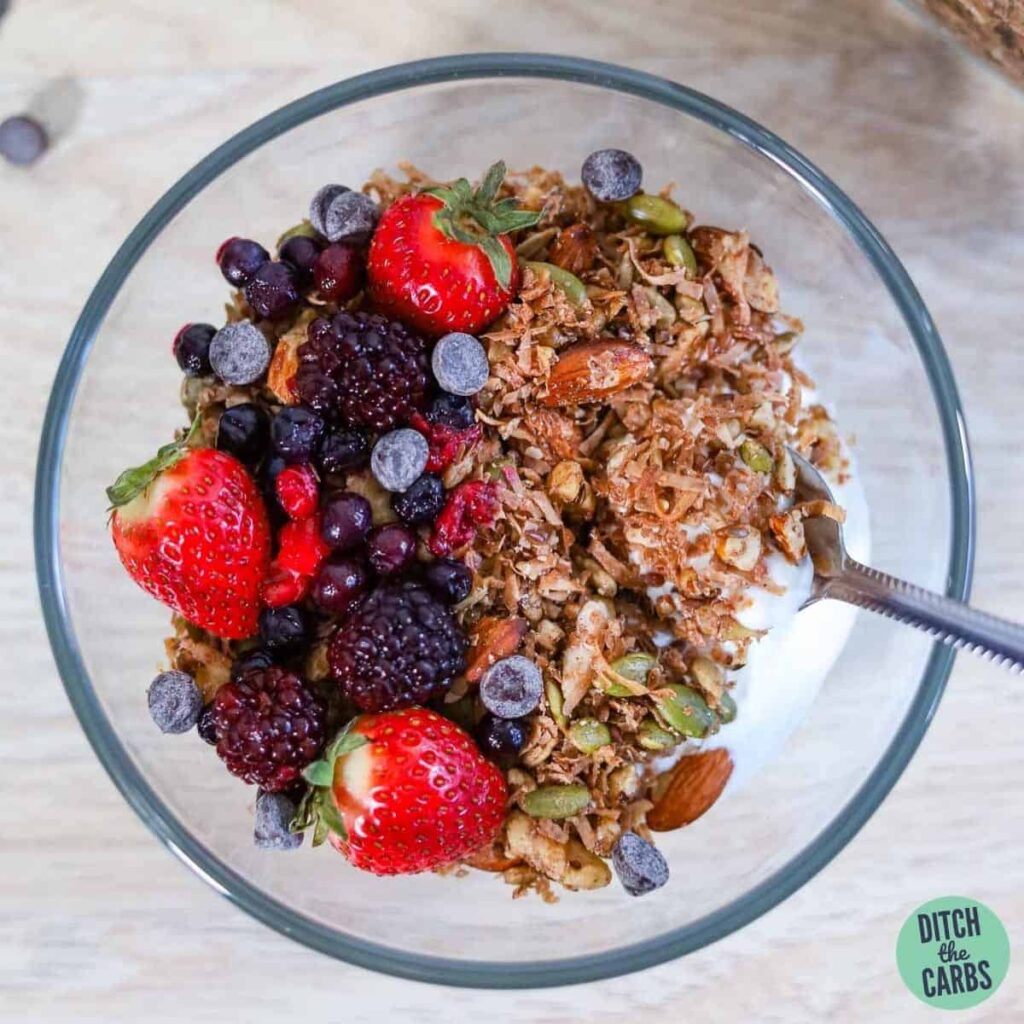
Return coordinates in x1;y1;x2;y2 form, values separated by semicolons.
824;560;1024;673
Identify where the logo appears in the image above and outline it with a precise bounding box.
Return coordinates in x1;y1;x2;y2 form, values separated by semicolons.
896;897;1010;1010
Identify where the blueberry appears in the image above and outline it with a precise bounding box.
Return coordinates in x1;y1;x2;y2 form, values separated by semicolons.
217;237;270;287
279;234;323;282
611;832;669;897
391;473;445;525
216;402;269;465
258;604;309;656
231;647;275;681
0;115;48;166
581;148;643;203
172;322;216;377
259;454;290;527
320;491;372;551
209;321;272;385
310;555;368;615
147;670;203;734
475;714;528;767
371;429;429;493
367;524;417;575
479;656;543;719
423;557;472;604
426;392;475;430
195;705;218;747
244;261;300;320
254;791;303;851
271;406;326;463
317;426;370;475
431;332;489;397
309;184;350;237
322;190;379;244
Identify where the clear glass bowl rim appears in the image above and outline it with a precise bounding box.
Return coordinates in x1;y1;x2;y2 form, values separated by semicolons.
33;53;975;989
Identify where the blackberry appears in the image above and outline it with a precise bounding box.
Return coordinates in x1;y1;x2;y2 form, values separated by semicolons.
212;666;325;791
392;473;445;525
328;581;466;713
296;310;429;429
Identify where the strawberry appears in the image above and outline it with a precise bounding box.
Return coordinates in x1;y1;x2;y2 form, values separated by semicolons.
107;422;271;639
367;162;540;336
296;708;507;875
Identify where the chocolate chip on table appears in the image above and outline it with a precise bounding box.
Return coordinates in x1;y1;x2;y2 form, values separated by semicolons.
0;115;49;166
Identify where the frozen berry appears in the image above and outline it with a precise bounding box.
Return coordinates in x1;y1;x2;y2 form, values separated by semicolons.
611;832;669;896
367;524;416;575
431;332;490;396
581;148;643;202
0;114;47;166
479;656;543;719
147;670;203;734
309;183;350;237
274;464;319;519
426;391;475;430
261;565;310;608
212;666;324;791
322;189;379;244
423;557;472;604
217;237;269;287
328;581;466;712
428;479;498;556
217;402;269;465
231;648;275;681
172;323;216;376
320;491;372;550
475;713;528;767
310;555;368;615
296;310;429;429
371;429;429;493
317;426;370;475
279;233;323;282
258;604;309;656
271;406;326;463
312;242;364;303
392;473;445;526
197;703;218;745
209;321;272;385
244;261;300;320
276;515;330;576
254;790;303;850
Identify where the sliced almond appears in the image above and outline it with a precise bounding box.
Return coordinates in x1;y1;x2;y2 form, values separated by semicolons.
465;616;528;683
464;838;522;873
542;339;652;407
267;331;303;405
715;526;762;572
648;748;734;831
769;509;808;562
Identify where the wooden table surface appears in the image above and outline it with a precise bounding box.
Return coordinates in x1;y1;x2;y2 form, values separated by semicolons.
2;1;1022;1020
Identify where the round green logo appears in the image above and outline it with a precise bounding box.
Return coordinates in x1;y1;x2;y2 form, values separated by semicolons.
896;897;1010;1010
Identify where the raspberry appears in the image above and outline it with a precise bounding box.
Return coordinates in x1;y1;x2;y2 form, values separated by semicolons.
409;412;482;473
328;581;466;712
428;480;498;556
274;464;319;519
296;311;429;429
212;667;325;791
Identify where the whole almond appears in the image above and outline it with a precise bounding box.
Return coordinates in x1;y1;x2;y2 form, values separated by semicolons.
548;222;598;275
647;748;734;831
464;838;522;873
465;615;529;683
543;339;652;407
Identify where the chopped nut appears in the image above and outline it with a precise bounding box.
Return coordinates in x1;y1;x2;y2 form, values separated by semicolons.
769;509;808;562
547;460;584;503
715;526;762;572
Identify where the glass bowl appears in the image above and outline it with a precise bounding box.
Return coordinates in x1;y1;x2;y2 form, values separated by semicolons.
35;54;973;988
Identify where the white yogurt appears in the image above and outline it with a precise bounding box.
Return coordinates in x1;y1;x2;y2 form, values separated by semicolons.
648;457;871;792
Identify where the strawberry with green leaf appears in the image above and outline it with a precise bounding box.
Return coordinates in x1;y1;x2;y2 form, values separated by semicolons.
107;418;271;639
367;161;540;336
295;708;507;874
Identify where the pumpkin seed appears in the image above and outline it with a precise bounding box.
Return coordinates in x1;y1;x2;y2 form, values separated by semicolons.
522;260;588;307
662;234;697;275
718;691;738;724
276;220;319;248
515;226;558;259
653;683;715;738
689;655;724;698
644;286;677;327
606;652;656;697
569;718;612;753
637;718;677;751
621;194;688;235
739;438;774;474
545;676;566;729
523;784;592;819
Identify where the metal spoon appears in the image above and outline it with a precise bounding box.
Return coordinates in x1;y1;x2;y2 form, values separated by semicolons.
791;449;1024;672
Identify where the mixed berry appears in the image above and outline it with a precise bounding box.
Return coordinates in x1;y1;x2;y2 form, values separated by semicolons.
105;151;755;899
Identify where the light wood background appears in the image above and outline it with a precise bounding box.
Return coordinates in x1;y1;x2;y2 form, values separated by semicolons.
2;1;1022;1021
